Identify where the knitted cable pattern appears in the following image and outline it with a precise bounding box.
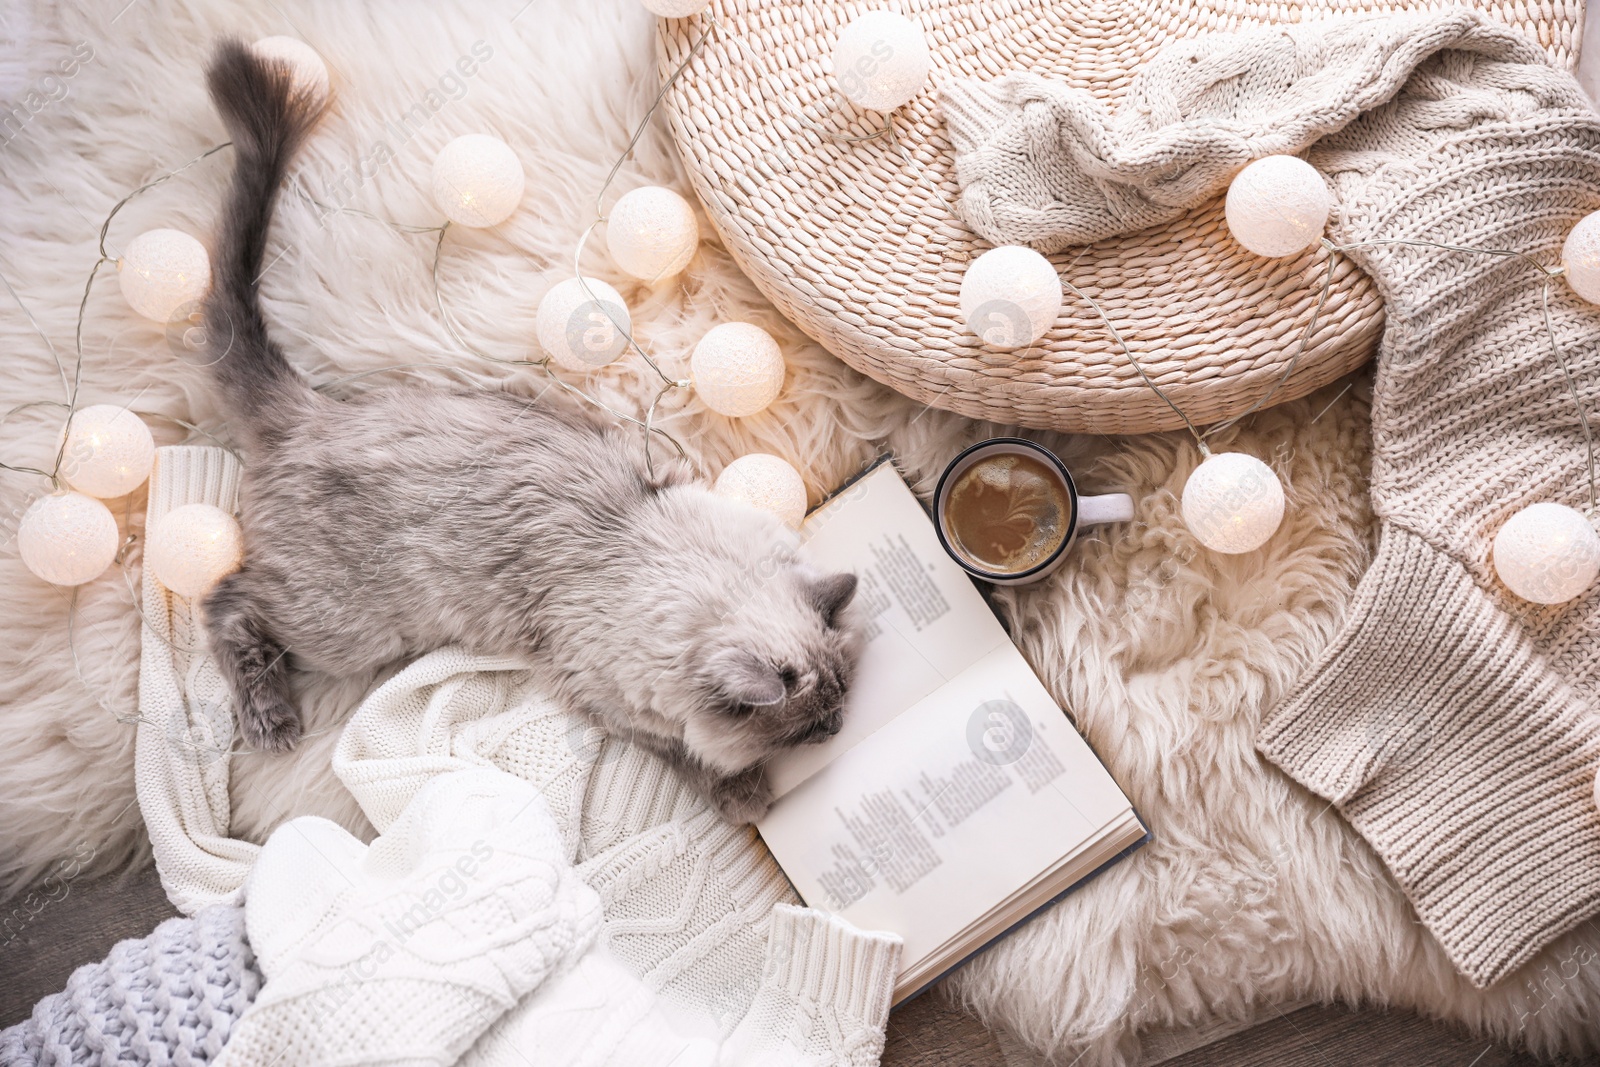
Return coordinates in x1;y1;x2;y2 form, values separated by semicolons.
332;648;902;1066
941;9;1600;988
0;905;260;1066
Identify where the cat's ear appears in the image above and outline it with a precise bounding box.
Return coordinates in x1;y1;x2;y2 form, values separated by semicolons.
808;572;858;628
708;647;785;709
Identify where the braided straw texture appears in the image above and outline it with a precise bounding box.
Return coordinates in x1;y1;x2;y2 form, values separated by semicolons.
657;0;1583;434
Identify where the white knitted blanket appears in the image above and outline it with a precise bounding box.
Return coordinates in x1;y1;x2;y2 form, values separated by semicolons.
137;447;901;1067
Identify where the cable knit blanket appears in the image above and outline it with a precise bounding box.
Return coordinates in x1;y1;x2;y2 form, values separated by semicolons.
0;906;258;1066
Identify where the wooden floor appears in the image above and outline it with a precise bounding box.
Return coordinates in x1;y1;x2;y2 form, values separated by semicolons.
0;865;1577;1066
878;991;1572;1066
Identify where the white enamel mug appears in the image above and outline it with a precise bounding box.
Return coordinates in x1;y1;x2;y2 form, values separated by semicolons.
933;438;1135;586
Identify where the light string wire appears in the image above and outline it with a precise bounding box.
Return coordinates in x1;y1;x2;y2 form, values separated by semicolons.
426;6;896;478
425;12;734;480
291;14;746;477
301;8;905;485
1059;249;1336;459
1084;234;1597;515
0;141;272;759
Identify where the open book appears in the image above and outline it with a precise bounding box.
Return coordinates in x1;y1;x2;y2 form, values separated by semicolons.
758;459;1147;1004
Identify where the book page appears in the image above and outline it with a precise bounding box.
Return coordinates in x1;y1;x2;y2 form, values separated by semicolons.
757;643;1133;970
770;463;1009;797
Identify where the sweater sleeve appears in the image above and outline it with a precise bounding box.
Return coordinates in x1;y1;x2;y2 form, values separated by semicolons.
1256;526;1600;986
136;446;262;914
1257;26;1600;988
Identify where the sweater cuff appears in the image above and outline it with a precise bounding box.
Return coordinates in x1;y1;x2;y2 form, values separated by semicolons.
938;76;1023;158
1257;523;1600;987
764;904;901;1026
147;445;243;526
720;905;900;1065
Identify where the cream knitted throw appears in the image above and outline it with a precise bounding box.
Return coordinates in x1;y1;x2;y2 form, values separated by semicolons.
134;444;901;1066
329;651;902;1066
942;9;1600;988
215;767;605;1067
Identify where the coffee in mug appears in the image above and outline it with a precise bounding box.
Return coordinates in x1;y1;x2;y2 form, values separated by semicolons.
934;439;1135;585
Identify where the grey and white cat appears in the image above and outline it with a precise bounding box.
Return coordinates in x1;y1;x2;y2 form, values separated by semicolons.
198;41;861;822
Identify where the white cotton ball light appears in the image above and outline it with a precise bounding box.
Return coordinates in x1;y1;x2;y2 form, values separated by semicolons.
251;36;330;103
960;245;1063;349
714;453;808;528
146;503;244;599
1224;155;1332;258
691;323;785;417
606;186;699;282
832;10;930;112
1561;211;1600;305
640;0;708;15
536;277;632;371
17;492;119;586
1492;502;1600;605
431;134;525;228
118;229;211;323
59;405;155;499
1181;452;1285;554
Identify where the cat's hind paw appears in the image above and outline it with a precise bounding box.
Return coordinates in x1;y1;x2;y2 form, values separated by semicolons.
236;692;303;752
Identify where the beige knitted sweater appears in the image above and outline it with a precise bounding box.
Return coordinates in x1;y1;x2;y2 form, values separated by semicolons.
942;10;1600;988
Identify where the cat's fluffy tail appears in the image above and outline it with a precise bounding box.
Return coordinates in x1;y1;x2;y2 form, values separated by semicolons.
202;40;324;434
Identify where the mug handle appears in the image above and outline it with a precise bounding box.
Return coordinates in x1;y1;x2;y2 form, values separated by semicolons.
1079;493;1135;526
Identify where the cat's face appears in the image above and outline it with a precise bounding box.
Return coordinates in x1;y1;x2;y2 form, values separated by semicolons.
678;563;863;776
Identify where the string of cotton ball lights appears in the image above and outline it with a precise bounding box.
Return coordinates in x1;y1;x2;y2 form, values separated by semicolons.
1221;161;1600;597
408;9;805;516
598;1;937;518
1;33;329;593
957;150;1600;601
289;26;789;502
2;35;342;761
1;142;222;590
950;155;1342;556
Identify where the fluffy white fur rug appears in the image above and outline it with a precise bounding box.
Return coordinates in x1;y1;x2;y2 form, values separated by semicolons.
2;1;1598;1062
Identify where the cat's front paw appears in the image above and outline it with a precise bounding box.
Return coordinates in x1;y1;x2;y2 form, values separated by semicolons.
236;694;303;753
709;765;773;824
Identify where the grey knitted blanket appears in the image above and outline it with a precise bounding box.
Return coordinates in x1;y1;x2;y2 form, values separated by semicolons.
942;10;1600;989
0;905;259;1066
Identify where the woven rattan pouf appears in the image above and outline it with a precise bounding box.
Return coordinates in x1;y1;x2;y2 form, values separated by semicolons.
658;1;1583;434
